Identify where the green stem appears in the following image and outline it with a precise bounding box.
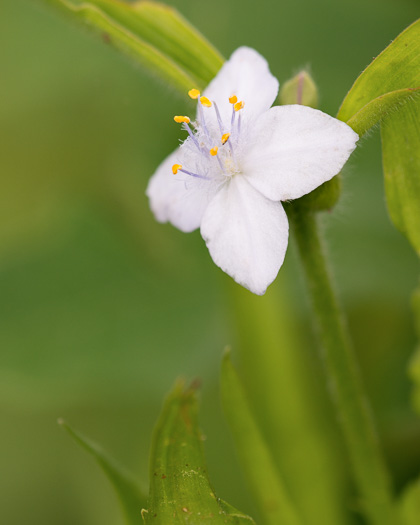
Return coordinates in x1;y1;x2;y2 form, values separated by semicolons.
289;206;398;525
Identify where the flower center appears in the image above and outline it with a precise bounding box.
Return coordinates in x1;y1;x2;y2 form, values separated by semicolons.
171;88;245;181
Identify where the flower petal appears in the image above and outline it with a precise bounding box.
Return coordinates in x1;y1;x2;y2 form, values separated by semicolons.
200;176;289;295
146;148;216;233
201;47;279;130
242;105;359;201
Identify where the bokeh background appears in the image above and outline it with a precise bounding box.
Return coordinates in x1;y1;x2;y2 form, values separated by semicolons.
1;0;420;523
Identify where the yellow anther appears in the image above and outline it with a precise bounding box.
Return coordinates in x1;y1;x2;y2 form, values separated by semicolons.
210;146;218;156
172;164;182;174
174;115;190;124
221;133;231;145
234;100;245;112
188;88;200;99
229;95;238;104
200;96;212;107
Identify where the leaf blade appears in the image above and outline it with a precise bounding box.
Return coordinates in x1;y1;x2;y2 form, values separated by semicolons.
44;0;224;92
220;352;303;525
145;380;256;524
381;97;420;255
337;19;420;125
58;419;147;525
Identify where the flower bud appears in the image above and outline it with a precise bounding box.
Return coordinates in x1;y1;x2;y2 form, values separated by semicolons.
279;71;318;108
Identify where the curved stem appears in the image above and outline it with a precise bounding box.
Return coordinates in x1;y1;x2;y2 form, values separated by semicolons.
289;205;399;525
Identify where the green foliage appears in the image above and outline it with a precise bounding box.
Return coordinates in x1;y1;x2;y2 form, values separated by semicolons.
58;419;147;525
382;99;420;255
144;380;255;524
408;286;420;414
337;18;420;266
337;19;420;136
220;352;302;525
398;477;420;525
44;0;224;93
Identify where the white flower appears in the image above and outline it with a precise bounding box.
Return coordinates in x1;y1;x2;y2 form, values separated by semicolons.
146;47;358;295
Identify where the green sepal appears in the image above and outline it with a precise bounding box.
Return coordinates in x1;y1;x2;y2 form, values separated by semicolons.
337;19;420;136
44;0;224;93
144;379;256;524
220;351;302;525
290;176;341;213
58;419;147;525
381;98;420;255
279;70;318;108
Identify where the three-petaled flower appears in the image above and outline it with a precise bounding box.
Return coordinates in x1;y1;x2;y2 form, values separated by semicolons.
147;47;358;295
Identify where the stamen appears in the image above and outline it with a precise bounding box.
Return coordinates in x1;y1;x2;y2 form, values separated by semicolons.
234;101;245;112
179;168;209;180
221;133;231;145
237;113;242;135
174;115;190;124
213;102;225;134
172;164;182;175
210;146;218;156
182;122;201;151
231;105;236;127
229;95;238;104
200;96;212;107
188;88;200;99
197;103;211;140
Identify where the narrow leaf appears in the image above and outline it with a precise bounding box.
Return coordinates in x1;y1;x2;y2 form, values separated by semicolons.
58;419;147;525
398;477;420;525
337;19;420;135
221;352;302;525
381;98;420;255
44;0;224;93
144;380;255;524
409;285;420;415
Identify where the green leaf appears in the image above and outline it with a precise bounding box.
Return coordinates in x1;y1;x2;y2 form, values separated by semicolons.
381;98;420;255
337;19;420;136
409;285;420;415
58;419;147;525
144;380;256;524
347;87;420;137
398;477;420;525
220;352;302;525
44;0;224;93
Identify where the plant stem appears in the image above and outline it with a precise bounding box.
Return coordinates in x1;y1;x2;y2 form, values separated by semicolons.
289;205;398;525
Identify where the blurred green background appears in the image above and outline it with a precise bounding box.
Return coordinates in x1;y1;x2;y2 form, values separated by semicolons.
1;0;420;524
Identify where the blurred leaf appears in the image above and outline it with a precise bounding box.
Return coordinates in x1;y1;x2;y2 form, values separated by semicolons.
220;352;302;525
398;477;420;525
279;70;318;108
44;0;224;92
58;419;147;525
381;99;420;255
409;285;420;414
144;380;255;524
337;19;420;136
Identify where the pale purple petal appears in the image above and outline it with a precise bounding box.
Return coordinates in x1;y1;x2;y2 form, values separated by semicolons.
200;176;289;295
201;47;279;131
242;105;358;201
146;148;216;233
